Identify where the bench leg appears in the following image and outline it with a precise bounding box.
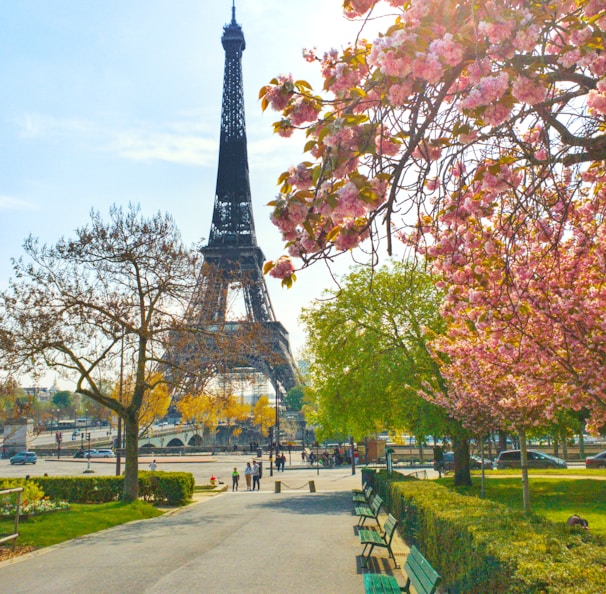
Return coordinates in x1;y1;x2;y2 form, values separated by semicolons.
361;543;375;567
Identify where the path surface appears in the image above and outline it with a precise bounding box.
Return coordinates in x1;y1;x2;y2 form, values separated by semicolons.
0;465;401;594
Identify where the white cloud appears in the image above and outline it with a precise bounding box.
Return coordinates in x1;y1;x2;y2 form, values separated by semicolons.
111;129;217;166
18;111;220;167
0;195;36;211
18;113;96;140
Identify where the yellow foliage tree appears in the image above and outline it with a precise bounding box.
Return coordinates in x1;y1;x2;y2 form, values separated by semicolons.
177;392;222;439
112;372;170;437
253;395;275;437
221;394;251;444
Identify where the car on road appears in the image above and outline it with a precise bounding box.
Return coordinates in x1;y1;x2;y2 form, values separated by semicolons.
89;449;115;458
9;451;37;465
495;449;567;469
585;450;606;469
438;452;493;471
73;449;95;458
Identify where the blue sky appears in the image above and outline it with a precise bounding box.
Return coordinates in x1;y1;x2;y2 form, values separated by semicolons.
0;1;370;362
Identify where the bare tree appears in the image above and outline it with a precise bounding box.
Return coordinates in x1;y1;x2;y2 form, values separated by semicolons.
0;205;200;501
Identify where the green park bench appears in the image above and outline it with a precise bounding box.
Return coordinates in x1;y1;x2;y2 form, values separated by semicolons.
362;540;441;593
355;493;383;527
359;512;398;567
401;545;442;594
353;484;373;504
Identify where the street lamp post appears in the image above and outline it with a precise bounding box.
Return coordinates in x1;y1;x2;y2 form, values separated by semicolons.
116;333;124;476
83;412;94;474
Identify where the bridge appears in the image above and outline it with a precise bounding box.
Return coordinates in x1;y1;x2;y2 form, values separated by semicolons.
138;425;204;449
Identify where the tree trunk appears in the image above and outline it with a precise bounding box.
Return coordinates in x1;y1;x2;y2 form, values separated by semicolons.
520;429;531;513
453;434;472;487
122;413;139;502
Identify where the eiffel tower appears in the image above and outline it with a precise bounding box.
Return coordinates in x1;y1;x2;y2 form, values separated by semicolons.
182;4;298;399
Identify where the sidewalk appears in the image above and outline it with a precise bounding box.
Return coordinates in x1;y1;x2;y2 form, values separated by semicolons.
0;467;413;593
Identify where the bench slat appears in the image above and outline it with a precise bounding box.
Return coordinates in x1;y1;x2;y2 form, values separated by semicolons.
364;573;401;594
403;545;441;594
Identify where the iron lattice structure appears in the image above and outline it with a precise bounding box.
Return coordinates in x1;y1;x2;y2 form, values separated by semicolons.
184;6;298;397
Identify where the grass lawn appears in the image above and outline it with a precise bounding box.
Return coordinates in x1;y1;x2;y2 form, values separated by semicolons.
438;472;606;536
0;500;163;553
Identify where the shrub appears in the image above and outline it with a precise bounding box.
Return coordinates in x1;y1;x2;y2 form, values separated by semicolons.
374;472;606;594
30;472;194;506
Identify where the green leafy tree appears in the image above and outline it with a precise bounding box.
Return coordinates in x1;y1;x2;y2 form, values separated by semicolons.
284;385;305;412
301;262;449;438
52;390;73;409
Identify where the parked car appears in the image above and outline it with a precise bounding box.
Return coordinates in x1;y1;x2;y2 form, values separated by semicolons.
585;450;606;469
495;449;567;469
9;451;37;465
89;449;115;458
437;452;493;471
73;449;96;458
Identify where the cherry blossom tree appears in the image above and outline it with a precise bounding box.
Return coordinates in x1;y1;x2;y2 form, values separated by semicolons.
417;161;606;508
261;0;606;282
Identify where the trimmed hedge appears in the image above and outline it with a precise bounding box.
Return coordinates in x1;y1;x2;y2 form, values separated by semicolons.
30;472;194;506
374;472;606;594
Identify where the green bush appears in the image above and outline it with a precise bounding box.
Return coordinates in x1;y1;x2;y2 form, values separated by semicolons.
374;472;606;594
30;472;194;506
139;471;195;505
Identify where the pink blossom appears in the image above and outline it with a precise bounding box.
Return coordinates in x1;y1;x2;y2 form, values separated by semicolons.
287;164;312;189
411;53;444;84
375;133;400;157
332;182;368;223
426;178;440;192
585;0;606;18
535;149;548;160
483;103;513;126
452;162;466;177
268;256;295;280
344;0;378;17
478;19;515;44
587;90;606;114
429;33;464;66
264;75;294;111
387;80;413;106
459;72;510;109
512;76;547;105
413;142;442;162
302;48;317;63
289;98;321;126
559;48;582;68
513;25;541;52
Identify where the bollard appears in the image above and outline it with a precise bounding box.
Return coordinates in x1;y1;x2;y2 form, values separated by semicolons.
308;480;316;493
275;480;281;493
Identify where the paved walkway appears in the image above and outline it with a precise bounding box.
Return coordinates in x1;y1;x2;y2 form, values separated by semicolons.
0;466;411;593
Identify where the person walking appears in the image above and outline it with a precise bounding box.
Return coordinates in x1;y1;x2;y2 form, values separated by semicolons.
149;459;157;471
232;467;240;492
252;460;260;491
244;462;253;491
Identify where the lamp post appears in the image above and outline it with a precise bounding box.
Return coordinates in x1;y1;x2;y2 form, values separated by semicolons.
83;411;94;473
115;333;124;476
